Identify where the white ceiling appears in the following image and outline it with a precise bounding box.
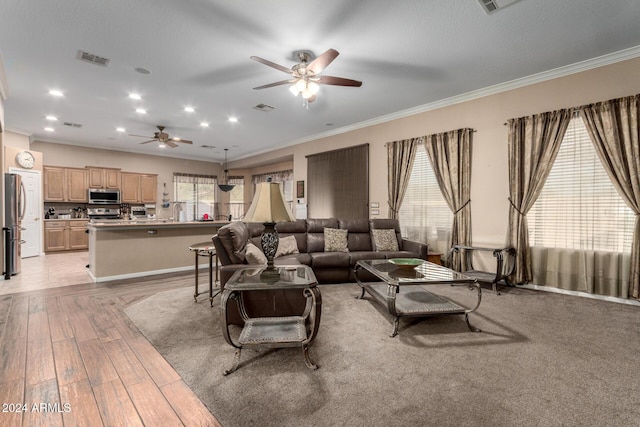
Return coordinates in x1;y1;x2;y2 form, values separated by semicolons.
1;0;639;165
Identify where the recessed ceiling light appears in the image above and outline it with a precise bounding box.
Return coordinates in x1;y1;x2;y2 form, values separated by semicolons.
44;127;55;132
200;122;209;127
49;89;64;97
228;117;238;123
129;93;141;100
116;127;126;133
158;144;166;148
136;108;147;114
184;106;195;113
135;67;151;75
45;115;58;121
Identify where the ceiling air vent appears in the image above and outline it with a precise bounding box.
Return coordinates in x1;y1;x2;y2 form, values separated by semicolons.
76;50;110;67
253;103;275;112
200;145;216;149
63;122;82;128
477;0;498;14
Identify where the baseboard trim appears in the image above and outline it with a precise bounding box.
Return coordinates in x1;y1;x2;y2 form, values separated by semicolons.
521;284;640;307
89;265;195;283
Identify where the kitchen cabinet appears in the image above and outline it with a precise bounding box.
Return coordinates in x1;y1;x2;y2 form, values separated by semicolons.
44;166;88;202
87;167;121;189
44;220;89;252
121;172;157;203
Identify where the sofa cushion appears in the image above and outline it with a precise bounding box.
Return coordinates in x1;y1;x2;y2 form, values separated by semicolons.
370;219;403;250
217;221;248;264
339;219;373;252
324;228;349;252
275;253;309;266
306;218;339;253
371;229;399;251
276;219;308;253
245;242;267;265
310;252;351;268
275;235;299;257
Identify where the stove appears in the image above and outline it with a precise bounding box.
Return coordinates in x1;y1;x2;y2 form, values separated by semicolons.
87;207;121;220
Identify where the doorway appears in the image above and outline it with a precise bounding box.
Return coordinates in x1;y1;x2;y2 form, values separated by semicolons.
9;168;43;258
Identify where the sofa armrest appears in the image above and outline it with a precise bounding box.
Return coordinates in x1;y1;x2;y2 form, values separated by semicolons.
402;239;428;259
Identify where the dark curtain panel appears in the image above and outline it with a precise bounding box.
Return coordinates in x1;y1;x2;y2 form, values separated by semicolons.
307;144;369;219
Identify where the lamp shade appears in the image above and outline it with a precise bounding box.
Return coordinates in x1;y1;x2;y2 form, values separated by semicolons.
244;181;295;223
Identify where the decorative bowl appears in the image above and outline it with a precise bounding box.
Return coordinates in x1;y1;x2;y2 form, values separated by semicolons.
389;258;423;270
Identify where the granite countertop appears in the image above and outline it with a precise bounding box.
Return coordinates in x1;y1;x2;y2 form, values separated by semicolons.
87;219;230;229
44;217;91;221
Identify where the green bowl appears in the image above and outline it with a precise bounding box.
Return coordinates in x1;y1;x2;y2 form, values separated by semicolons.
389;258;423;270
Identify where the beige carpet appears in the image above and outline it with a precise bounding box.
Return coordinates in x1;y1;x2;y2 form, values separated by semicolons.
125;283;640;427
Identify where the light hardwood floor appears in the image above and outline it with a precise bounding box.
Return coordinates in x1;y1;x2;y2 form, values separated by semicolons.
0;252;222;426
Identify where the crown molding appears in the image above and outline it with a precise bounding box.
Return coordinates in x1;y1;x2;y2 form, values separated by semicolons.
280;45;640;148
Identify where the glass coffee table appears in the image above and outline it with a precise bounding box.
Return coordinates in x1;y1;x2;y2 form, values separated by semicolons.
220;265;321;375
354;259;481;337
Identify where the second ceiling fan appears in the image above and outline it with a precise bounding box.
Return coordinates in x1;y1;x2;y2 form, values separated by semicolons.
129;126;192;148
251;48;362;103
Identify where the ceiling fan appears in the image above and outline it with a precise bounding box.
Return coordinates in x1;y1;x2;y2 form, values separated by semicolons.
128;126;193;148
250;48;362;104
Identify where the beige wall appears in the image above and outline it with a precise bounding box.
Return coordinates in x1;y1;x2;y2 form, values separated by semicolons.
31;140;224;217
233;56;640;246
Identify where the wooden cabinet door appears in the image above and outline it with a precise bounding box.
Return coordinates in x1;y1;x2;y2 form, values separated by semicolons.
44;167;66;201
105;169;120;189
66;168;88;202
120;172;141;203
87;167;105;188
44;221;68;251
140;174;157;203
68;222;89;250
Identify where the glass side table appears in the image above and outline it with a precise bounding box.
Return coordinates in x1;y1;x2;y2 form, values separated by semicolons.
220;265;322;375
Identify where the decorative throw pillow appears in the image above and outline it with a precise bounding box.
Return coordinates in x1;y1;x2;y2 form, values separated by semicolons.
245;242;267;265
372;229;399;252
324;228;349;252
275;235;300;257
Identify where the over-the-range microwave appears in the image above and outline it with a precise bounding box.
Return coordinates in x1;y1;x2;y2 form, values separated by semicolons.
88;188;121;204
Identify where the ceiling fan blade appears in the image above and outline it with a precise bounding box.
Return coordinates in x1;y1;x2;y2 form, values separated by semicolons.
318;75;362;87
139;139;157;144
174;139;193;144
129;134;153;138
165;141;178;148
308;49;339;75
253;79;293;90
250;56;293;74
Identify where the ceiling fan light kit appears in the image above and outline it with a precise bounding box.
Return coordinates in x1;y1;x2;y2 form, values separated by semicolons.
251;48;361;106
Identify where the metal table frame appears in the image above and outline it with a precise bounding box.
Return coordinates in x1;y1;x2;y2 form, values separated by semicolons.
354;259;482;337
188;242;220;306
220;265;322;375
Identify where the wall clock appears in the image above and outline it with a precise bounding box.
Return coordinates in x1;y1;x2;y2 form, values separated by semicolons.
16;151;35;169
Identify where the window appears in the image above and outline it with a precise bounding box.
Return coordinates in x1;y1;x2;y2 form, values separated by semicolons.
528;116;635;252
227;176;245;219
173;173;217;221
306;144;369;219
398;146;453;254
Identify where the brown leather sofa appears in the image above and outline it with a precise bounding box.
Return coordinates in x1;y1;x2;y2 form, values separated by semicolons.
212;218;428;323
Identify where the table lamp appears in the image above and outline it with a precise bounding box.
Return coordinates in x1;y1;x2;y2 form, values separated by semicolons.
243;178;295;278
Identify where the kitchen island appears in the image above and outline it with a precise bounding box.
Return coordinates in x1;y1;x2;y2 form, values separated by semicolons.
87;220;229;282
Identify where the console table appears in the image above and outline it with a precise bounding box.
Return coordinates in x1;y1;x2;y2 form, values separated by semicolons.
354;259;481;337
220;265;322;375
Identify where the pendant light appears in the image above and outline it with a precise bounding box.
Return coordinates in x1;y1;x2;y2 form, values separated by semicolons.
218;148;235;192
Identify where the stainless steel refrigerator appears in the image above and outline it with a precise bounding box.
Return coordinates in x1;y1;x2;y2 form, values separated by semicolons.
4;173;25;278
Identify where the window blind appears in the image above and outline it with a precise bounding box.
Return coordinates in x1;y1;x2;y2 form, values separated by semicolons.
398;146;453;254
528;116;634;252
307;144;369;219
